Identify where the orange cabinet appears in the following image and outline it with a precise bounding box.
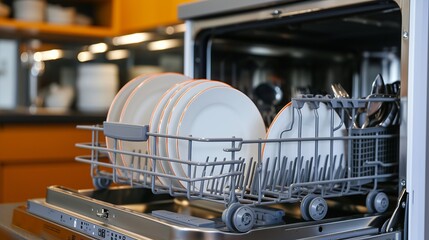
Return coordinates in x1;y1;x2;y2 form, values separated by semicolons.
0;124;95;203
0;0;195;38
0;0;120;37
119;0;196;34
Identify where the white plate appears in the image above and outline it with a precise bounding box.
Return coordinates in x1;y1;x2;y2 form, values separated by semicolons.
105;74;151;174
174;86;266;189
262;102;346;184
148;79;195;156
164;81;230;160
156;80;209;158
119;73;191;172
147;79;195;185
159;80;229;186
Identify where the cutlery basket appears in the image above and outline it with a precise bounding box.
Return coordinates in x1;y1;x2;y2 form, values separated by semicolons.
350;127;399;179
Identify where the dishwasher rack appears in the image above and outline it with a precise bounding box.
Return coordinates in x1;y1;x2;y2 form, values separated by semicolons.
75;96;399;233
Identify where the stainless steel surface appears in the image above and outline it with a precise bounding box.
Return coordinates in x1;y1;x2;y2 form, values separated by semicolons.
184;0;403;125
178;0;299;20
347;231;402;240
182;0;395;79
371;74;387;95
26;186;400;240
384;188;407;233
405;1;429;238
332;83;351;99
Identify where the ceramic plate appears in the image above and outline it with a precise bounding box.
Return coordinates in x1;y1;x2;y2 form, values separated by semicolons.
119;73;191;172
164;81;230;160
262;102;346;184
174;86;266;189
105;73;152;174
147;79;196;185
158;80;229;187
156;80;209;159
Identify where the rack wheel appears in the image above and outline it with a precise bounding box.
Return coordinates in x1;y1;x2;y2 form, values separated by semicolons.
300;194;328;221
366;191;389;213
93;177;112;189
374;192;389;213
301;194;315;221
222;203;241;232
366;190;378;213
231;206;256;232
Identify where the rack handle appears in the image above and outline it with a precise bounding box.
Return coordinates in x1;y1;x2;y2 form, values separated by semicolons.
103;122;149;141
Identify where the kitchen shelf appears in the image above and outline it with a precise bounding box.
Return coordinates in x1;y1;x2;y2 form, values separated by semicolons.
0;0;119;39
0;0;197;39
0;19;116;38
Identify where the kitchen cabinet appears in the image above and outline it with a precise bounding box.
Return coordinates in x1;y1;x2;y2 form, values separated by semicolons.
0;0;120;38
0;0;195;38
0;123;95;203
119;0;196;34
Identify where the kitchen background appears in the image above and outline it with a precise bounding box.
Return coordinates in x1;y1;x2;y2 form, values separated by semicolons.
0;0;194;203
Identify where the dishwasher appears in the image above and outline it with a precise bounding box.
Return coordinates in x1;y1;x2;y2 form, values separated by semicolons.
16;0;428;239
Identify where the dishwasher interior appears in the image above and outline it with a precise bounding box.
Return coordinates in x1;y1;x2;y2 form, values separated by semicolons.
14;1;409;240
191;2;402;126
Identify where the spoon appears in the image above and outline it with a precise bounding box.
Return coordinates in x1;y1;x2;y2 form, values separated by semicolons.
361;99;383;128
386;80;400;96
362;94;397;128
361;74;387;128
379;101;399;127
371;74;386;95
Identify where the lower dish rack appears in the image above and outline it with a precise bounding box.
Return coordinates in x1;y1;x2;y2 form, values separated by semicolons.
75;96;400;233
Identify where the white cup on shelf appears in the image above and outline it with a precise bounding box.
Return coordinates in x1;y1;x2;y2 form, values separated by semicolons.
13;0;46;22
46;4;76;25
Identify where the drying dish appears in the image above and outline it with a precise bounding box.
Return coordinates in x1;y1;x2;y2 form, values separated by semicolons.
147;79;196;185
119;73;191;171
262;102;346;183
159;80;229;186
105;74;152;175
154;80;208;159
164;81;231;160
173;86;266;189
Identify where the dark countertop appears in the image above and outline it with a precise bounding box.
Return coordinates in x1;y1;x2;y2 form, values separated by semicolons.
0;107;106;124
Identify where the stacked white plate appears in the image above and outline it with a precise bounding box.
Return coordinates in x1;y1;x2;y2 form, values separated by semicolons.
105;73;266;189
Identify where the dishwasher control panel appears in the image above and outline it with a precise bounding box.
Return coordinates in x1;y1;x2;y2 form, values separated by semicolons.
27;200;134;240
